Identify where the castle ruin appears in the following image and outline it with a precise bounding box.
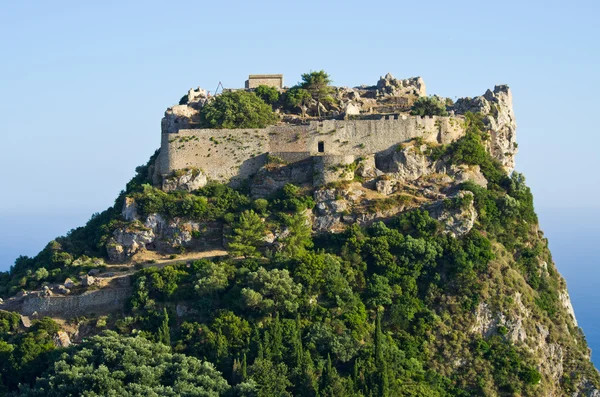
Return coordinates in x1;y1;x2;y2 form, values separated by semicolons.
155;74;517;192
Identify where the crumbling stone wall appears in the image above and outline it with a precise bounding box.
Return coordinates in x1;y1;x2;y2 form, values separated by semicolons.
158;116;466;185
18;287;132;318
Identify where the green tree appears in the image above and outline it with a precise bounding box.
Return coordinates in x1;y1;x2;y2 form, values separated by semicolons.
157;307;171;347
286;86;312;116
250;358;292;397
16;331;230;396
194;260;233;296
241;267;302;314
280;212;313;258
409;96;448;117
300;70;333;117
319;354;345;397
255;85;280;105
33;268;48;281
228;210;266;258
374;310;389;397
200;91;279;129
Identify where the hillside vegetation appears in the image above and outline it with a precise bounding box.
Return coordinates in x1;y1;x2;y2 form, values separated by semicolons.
0;83;597;397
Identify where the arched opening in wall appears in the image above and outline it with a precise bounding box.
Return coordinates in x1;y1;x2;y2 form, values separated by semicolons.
318;141;325;153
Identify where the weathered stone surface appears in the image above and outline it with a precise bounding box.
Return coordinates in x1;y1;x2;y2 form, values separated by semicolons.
53;330;71;348
161;104;200;134
64;278;75;289
451;164;488;187
376;179;397;195
314;189;337;202
80;275;96;287
162;168;207;192
53;285;70;295
122;197;139;221
376;73;426;97
355;155;379;180
559;290;578;327
387;144;434;181
342;102;361;117
428;191;476;237
106;224;155;262
454;85;517;172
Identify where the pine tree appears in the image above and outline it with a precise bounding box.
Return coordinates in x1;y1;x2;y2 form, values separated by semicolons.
157;308;171;347
228;210;266;258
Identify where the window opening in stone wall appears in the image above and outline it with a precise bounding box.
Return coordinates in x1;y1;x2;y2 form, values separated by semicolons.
318;141;325;153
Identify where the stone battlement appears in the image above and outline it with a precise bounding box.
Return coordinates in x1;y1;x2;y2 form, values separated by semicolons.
155;77;517;189
156;115;466;186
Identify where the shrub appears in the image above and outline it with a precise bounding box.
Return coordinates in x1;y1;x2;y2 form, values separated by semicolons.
255;85;280;105
410;96;449;117
199;91;279;129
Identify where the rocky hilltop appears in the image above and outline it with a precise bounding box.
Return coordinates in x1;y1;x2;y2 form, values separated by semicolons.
0;73;597;396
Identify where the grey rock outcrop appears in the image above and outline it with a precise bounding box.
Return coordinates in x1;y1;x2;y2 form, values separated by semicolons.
376;73;426;97
106;213;222;262
162;168;207;192
375;179;397;196
53;331;71;348
80;275;96;287
161;104;199;134
122;197;138;221
387;144;435;181
106;223;155;262
428;191;477;237
559;289;578;327
454;85;517;172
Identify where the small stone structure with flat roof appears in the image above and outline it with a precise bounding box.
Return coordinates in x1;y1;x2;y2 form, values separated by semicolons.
245;74;284;89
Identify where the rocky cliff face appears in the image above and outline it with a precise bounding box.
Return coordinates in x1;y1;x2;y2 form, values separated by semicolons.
454;85;518;172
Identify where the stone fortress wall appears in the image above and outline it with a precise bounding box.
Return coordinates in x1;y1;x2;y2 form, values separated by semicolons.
158;115;467;185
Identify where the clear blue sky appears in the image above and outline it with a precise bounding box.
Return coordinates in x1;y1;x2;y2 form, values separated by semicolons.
0;0;599;358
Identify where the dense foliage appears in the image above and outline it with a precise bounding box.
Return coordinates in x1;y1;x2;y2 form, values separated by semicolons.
410;96;449;117
0;110;597;396
16;331;231;397
200;91;279;129
254;85;280;106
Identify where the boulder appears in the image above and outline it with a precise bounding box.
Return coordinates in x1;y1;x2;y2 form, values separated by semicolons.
428;191;477;237
53;285;70;295
355;155;379;180
342;102;361;117
161;104;199;134
376;73;426;97
88;269;101;276
122;197;139;221
387;145;435;181
162;168;207;193
64;278;75;289
451;165;487;188
53;331;71;348
376;179;397;196
80;275;96;287
106;224;155;262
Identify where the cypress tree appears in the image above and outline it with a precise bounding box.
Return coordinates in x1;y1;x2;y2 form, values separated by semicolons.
374;309;388;397
242;353;248;380
157;307;171;347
